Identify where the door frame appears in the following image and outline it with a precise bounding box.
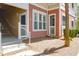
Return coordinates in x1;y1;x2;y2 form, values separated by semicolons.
18;12;27;39
49;14;56;36
61;15;65;36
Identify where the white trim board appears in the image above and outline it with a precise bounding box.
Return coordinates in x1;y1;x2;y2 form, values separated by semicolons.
31;3;48;10
31;3;59;11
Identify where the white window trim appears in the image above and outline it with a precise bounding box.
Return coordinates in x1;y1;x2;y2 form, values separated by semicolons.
32;9;47;31
32;9;39;31
49;14;56;36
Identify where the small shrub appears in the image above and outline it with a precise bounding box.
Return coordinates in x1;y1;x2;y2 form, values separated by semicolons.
64;29;78;38
69;29;78;38
50;35;57;39
77;30;79;34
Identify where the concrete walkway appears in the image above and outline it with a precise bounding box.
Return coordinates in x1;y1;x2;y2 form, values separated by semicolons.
28;37;79;56
1;37;79;56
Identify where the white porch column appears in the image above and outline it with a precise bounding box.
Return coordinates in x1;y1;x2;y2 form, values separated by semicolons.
0;23;2;55
59;4;62;37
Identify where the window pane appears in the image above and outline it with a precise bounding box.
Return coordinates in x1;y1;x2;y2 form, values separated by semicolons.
72;3;74;8
43;15;46;29
34;13;38;21
43;23;46;29
43;15;46;22
34;22;38;29
50;27;54;35
39;14;42;29
39;14;42;21
39;22;42;29
50;15;55;26
71;21;74;27
21;28;26;36
21;15;26;25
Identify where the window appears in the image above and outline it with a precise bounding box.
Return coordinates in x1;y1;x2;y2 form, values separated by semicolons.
33;9;46;31
72;3;74;8
50;27;54;35
43;15;46;29
71;21;74;27
34;12;38;29
50;15;55;26
21;15;26;25
62;16;65;26
39;14;42;29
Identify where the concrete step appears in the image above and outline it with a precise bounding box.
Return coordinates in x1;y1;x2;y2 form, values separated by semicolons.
1;43;28;56
2;41;19;46
12;50;41;56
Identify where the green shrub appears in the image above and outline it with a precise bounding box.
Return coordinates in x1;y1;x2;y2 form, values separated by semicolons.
69;29;78;37
64;29;78;38
77;30;79;34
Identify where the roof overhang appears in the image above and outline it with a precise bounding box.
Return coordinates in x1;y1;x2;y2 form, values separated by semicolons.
34;3;59;10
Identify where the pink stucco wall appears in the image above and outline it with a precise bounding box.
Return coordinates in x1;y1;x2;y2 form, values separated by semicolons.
28;4;75;39
48;9;60;38
29;4;48;39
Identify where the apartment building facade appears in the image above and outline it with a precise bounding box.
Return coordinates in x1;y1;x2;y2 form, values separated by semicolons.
28;3;76;39
0;3;77;40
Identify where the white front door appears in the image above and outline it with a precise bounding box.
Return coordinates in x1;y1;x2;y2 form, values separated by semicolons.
18;12;27;39
49;14;56;36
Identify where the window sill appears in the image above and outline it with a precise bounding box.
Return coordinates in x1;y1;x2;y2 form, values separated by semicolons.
33;29;47;32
